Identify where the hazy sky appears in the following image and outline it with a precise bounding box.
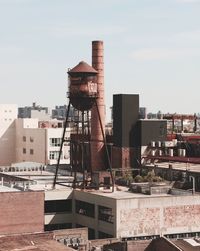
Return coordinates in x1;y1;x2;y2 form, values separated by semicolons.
0;0;200;120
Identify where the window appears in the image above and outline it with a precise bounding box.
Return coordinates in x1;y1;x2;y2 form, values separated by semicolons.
49;151;63;160
45;199;72;213
30;137;34;142
23;136;26;142
98;205;114;224
23;148;26;154
30;149;34;155
44;223;72;231
50;138;61;147
98;231;113;239
75;200;95;218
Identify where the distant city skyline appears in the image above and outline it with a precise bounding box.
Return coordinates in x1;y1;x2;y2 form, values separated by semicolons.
0;0;200;121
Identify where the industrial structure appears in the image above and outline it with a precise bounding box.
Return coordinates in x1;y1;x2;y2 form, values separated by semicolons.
53;41;114;191
2;40;200;251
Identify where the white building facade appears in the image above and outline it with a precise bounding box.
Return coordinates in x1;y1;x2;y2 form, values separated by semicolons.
0;104;18;166
15;119;70;165
0;105;70;166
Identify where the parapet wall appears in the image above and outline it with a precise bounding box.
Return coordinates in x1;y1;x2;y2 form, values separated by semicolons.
0;191;44;234
117;194;200;238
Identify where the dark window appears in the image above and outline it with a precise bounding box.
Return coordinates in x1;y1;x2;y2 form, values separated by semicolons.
98;231;113;239
30;137;34;142
98;205;114;224
45;199;72;213
44;223;72;231
30;149;34;155
75;200;95;218
23;148;26;154
23;136;26;142
76;224;95;240
88;228;95;240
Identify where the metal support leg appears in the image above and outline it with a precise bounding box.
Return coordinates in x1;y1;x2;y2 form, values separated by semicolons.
53;101;71;188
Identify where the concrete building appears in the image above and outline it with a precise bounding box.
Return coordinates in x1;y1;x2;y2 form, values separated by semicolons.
0;110;70;166
52;105;79;122
18;102;51;120
72;187;200;240
15;118;70;165
2;168;200;242
0;104;17;166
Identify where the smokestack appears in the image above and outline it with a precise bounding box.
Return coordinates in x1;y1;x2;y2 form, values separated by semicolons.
91;40;106;171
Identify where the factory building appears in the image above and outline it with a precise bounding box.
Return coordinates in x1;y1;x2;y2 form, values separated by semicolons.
2;169;200;242
2;40;200;251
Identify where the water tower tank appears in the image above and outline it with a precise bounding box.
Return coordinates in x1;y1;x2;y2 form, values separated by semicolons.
68;61;98;111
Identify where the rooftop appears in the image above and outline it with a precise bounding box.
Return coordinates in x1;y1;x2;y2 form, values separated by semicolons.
0;232;74;251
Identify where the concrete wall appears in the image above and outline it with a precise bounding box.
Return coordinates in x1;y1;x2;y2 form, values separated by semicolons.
15;119;46;164
116;195;200;238
45;189;73;226
0;191;44;234
73;190;116;238
15;119;70;165
0;104;17;166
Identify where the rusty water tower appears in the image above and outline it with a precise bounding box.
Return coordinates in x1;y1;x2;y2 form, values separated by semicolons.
53;41;114;190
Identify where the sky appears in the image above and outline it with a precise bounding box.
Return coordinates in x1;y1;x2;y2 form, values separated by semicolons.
0;0;200;121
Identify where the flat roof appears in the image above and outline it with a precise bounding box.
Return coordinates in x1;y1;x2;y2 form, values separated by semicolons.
76;186;172;200
0;170;74;192
0;232;74;251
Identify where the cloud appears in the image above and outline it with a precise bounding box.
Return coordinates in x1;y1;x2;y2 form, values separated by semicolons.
131;47;200;61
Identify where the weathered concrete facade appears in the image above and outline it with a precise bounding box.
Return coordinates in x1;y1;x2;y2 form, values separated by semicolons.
117;195;200;238
72;189;200;239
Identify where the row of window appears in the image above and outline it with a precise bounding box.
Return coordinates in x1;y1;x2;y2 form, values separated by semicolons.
22;149;66;159
22;137;65;146
3;118;12;121
50;138;61;147
75;200;114;224
49;151;63;160
23;136;34;142
45;199;72;213
23;148;34;155
44;199;114;224
22;137;62;145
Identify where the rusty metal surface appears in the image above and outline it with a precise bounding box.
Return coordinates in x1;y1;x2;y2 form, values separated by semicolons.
91;40;106;171
68;61;97;75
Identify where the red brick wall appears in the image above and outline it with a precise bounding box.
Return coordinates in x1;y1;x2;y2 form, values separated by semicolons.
0;191;44;234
